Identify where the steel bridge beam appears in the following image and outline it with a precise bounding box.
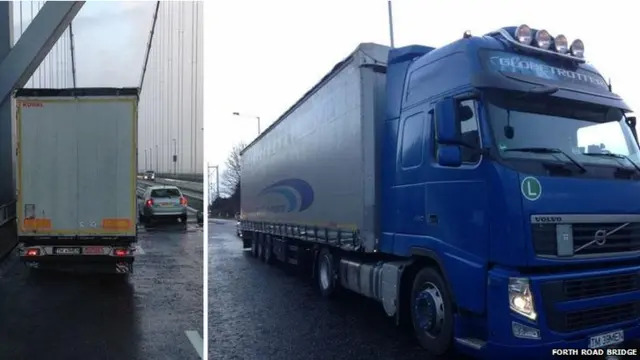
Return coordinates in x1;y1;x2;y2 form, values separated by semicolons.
0;1;84;206
0;1;84;105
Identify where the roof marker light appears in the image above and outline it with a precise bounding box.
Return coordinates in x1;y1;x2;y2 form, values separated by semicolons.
534;29;552;50
554;34;568;54
514;24;533;45
570;39;584;58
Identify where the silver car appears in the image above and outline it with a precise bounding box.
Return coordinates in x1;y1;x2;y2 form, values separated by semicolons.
143;170;155;181
139;185;188;224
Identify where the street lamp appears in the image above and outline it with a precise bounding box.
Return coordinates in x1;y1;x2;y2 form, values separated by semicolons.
144;149;148;171
232;112;261;136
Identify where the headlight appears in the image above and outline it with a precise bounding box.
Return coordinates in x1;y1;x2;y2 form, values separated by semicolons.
534;29;552;50
553;34;568;54
508;277;537;321
570;39;584;58
514;24;533;45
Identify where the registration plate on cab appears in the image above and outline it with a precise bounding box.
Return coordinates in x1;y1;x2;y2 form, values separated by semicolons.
54;247;81;255
588;329;624;349
83;246;105;255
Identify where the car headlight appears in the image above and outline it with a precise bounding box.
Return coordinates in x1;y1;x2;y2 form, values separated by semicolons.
509;277;537;321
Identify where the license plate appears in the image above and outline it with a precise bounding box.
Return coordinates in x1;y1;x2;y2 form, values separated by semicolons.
54;247;81;255
160;203;171;207
588;330;624;349
83;246;104;255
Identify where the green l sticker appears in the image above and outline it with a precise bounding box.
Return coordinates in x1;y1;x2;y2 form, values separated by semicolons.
521;177;542;201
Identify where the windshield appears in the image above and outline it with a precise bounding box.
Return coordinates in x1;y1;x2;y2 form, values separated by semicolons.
151;188;180;198
486;94;640;167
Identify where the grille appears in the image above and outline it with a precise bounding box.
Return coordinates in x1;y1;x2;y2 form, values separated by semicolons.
564;272;640;299
532;222;640;256
541;272;640;332
562;302;640;332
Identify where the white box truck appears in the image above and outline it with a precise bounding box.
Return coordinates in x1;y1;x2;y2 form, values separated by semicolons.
15;88;139;275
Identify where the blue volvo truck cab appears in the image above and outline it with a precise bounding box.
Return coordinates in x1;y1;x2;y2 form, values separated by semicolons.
383;25;640;358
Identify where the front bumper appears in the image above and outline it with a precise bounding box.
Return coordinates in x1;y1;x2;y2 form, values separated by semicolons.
475;328;640;359
469;265;640;359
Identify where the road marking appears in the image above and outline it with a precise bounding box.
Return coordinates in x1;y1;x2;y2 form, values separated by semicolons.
135;245;145;255
185;330;203;358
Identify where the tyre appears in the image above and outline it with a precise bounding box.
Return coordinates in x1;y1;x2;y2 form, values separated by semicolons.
250;235;258;257
410;267;454;356
316;248;338;297
263;235;273;264
256;234;264;260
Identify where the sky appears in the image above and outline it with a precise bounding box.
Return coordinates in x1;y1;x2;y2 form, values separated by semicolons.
72;1;154;87
208;0;640;179
12;0;154;87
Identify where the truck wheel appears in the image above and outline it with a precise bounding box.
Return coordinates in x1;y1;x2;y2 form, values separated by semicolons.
257;234;264;260
263;236;273;264
410;267;453;356
317;248;338;297
251;236;258;257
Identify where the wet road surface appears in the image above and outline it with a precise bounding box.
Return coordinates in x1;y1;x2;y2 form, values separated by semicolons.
209;218;434;360
0;216;203;360
209;219;640;360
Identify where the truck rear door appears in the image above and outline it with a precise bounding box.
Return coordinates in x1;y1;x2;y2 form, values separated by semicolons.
16;90;138;239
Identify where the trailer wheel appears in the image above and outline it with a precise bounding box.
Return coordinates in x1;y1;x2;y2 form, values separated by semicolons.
410;267;453;356
256;234;264;260
263;235;273;264
250;235;259;257
317;248;338;297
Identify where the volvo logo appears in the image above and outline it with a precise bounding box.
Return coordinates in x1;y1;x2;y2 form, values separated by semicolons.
574;223;630;253
533;216;563;223
593;229;608;246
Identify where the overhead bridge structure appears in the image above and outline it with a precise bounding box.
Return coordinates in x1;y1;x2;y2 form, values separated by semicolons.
0;1;203;225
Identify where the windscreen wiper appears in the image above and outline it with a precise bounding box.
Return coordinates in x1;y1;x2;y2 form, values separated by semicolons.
504;147;587;173
582;152;640;174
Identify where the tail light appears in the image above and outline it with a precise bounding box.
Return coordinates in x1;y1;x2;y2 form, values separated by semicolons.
180;196;187;206
114;248;128;256
25;248;39;256
145;199;154;207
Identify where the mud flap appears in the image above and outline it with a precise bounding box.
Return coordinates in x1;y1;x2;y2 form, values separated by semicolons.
115;261;132;274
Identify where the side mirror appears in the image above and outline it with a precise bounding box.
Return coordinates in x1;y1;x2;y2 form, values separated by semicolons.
437;145;462;167
435;98;463;167
627;116;638;145
435;98;462;145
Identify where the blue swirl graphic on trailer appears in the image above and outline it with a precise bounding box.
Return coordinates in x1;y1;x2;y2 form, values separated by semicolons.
258;178;315;212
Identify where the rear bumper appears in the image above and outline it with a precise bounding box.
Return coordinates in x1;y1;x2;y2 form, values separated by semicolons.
144;208;187;217
17;236;136;274
19;254;134;274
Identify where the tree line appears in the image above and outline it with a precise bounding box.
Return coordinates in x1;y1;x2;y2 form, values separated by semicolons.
209;142;244;218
